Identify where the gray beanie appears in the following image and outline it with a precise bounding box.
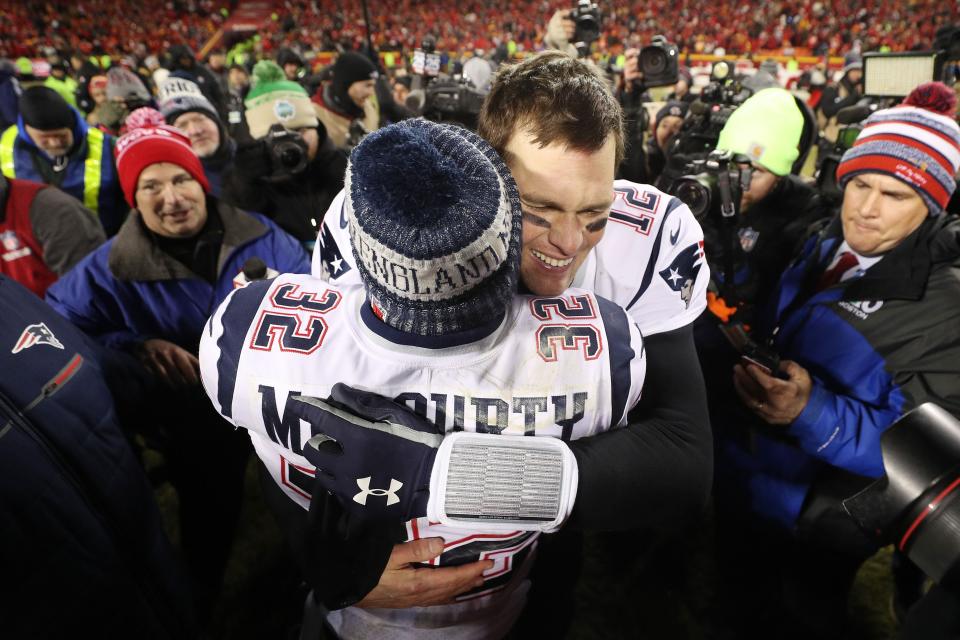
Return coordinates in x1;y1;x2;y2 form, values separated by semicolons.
345;118;522;336
158;76;221;125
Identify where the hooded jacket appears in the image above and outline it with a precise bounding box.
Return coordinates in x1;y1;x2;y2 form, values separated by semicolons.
0;107;126;235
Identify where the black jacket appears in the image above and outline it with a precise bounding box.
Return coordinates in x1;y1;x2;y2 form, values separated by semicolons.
0;275;198;638
703;174;828;319
221;130;347;245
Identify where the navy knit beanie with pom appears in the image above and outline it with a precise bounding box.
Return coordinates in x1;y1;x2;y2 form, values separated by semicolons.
345;118;522;336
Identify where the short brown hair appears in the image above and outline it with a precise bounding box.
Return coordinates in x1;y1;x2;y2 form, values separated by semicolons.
478;51;625;165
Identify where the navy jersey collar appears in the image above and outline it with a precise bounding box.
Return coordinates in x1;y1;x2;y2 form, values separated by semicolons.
360;299;505;349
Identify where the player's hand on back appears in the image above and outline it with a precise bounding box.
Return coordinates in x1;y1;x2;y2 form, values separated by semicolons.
357;538;493;609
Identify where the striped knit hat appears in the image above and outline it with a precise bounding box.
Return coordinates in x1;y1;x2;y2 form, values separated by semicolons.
836;82;960;216
345;118;522;336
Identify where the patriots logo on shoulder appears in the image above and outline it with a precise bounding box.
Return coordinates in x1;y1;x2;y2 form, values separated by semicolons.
318;223;351;280
659;241;704;309
12;322;65;354
1;230;20;252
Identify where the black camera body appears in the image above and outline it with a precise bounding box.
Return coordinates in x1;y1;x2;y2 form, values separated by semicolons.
570;0;601;57
638;35;680;87
668;149;751;222
422;77;488;130
263;123;309;181
843;403;960;586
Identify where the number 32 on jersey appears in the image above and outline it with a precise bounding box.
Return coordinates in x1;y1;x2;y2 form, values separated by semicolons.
249;284;341;354
530;295;603;362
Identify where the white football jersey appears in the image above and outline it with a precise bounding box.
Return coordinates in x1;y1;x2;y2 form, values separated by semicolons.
313;180;709;337
200;273;645;640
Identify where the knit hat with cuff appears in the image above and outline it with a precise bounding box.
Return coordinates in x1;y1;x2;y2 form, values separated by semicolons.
836;82;960;216
716;87;804;176
115;108;210;206
345;118;522;336
244;60;317;139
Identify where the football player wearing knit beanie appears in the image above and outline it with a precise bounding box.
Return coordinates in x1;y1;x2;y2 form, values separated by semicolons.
345;117;521;335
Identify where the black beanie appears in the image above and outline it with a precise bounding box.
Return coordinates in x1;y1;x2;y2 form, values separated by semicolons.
332;52;378;96
19;86;75;130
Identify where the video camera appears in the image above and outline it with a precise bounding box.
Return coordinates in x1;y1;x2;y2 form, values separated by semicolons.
669;149;752;223
570;0;601;57
843;403;960;587
421;76;488;130
669;61;751;160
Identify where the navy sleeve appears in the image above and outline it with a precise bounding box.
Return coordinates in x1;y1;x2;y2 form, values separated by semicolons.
566;323;712;531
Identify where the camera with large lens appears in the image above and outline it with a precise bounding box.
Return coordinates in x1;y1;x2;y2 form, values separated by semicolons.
570;0;601;57
263;123;308;180
843;403;960;586
670;149;751;223
638;35;680;87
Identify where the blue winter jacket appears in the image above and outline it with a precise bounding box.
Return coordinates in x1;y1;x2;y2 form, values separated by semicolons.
718;215;960;529
46;198;310;353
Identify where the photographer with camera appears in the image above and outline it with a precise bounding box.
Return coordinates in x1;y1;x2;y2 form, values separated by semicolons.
643;100;688;184
695;88;826;328
710;82;960;639
544;2;601;59
223;60;347;247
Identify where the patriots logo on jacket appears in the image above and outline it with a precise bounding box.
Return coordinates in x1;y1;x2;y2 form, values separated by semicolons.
1;230;20;252
12;322;65;354
659;241;704;309
318;222;352;281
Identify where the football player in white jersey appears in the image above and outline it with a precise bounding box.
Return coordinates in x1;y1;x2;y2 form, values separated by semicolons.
311;51;713;619
200;119;646;638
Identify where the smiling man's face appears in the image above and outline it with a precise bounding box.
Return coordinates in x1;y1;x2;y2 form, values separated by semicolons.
504;129;616;295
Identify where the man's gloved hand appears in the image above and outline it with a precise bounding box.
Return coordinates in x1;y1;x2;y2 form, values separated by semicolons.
290;383;443;524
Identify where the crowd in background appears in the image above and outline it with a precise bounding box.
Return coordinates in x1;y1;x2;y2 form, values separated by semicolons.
1;0;957;62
